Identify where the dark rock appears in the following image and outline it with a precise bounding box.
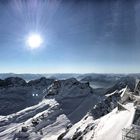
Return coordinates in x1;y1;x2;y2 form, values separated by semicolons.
28;77;55;87
105;76;136;95
0;77;26;87
21;126;28;132
91;91;121;119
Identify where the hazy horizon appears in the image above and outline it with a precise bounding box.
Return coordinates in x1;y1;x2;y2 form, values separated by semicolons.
0;72;140;75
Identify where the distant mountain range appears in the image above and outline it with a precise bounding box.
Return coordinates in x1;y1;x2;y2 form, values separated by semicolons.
0;73;80;81
0;73;140;81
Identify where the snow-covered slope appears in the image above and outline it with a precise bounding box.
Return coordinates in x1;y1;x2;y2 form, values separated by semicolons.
57;86;138;140
62;103;135;140
0;77;138;140
0;98;69;140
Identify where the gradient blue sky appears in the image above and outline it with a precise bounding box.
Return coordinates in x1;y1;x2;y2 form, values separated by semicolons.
0;0;140;73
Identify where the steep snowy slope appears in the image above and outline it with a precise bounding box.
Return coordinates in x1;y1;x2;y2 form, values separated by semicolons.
62;103;135;140
59;87;136;140
0;98;68;140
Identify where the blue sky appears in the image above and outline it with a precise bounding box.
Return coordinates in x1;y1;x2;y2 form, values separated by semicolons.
0;0;140;73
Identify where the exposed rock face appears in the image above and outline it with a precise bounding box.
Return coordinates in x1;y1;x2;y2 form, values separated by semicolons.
0;77;26;87
46;78;92;97
117;102;127;111
44;78;98;124
28;77;55;87
0;77;55;88
134;80;140;96
90;90;122;119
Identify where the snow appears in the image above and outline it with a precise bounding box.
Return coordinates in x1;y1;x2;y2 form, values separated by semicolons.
0;98;63;140
0;93;96;139
63;114;95;139
42;114;70;140
1;98;134;140
63;103;135;140
105;87;127;97
120;87;128;97
93;103;135;140
0;77;137;140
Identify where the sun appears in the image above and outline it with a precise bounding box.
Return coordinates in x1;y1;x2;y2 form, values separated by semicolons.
27;33;43;49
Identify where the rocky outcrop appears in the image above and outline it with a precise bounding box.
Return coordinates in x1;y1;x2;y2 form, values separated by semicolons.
105;76;136;95
45;78;92;97
90;90;122;119
0;77;26;87
27;77;55;87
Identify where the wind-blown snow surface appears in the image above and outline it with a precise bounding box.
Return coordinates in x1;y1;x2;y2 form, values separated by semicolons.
0;99;70;140
63;103;135;140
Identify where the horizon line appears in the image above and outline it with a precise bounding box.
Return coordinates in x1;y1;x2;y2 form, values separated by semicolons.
0;72;140;75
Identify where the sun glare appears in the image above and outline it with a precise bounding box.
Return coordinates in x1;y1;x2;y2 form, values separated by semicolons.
27;33;43;49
